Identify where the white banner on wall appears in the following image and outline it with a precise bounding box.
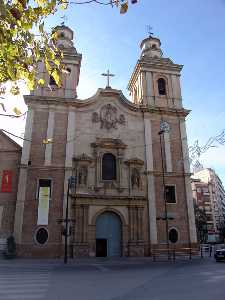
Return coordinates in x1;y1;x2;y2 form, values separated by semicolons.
37;187;50;225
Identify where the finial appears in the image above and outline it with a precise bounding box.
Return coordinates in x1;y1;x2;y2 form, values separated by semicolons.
147;25;154;38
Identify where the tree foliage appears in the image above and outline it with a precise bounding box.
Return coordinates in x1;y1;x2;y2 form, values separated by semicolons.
0;0;137;96
194;203;208;243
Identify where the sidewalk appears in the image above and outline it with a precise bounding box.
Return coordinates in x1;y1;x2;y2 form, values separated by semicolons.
0;255;207;268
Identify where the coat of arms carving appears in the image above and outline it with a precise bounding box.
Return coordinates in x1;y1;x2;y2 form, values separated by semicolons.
92;104;125;130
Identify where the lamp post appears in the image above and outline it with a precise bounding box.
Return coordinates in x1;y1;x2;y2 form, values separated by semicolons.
57;176;76;264
158;120;170;260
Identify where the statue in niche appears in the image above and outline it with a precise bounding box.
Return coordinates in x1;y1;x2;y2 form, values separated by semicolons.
92;112;99;123
78;166;88;185
131;168;141;189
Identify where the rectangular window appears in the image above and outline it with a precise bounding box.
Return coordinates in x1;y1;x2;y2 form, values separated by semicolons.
37;179;52;200
165;185;176;203
37;179;52;226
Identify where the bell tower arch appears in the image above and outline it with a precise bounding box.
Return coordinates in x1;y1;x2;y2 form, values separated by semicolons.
128;34;183;109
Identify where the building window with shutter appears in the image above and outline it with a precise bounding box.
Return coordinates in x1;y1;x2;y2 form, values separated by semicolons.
165;185;176;204
37;179;52;200
36;179;52;226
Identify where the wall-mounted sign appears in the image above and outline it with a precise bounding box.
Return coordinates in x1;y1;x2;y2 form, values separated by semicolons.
1;170;12;193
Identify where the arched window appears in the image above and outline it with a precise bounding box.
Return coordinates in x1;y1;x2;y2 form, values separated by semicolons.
169;228;178;243
157;78;166;95
102;153;116;180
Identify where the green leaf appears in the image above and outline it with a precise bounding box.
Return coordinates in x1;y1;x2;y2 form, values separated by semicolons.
38;78;45;85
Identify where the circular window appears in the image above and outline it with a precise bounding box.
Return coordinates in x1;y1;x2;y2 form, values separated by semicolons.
169;228;178;243
35;228;49;245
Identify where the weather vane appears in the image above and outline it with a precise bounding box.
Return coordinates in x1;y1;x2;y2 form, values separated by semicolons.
147;25;153;37
61;15;68;26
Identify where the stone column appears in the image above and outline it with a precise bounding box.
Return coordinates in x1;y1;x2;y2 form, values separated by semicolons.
128;206;134;241
117;150;123;189
137;207;144;241
44;110;55;166
180;120;197;243
14;108;34;243
83;205;89;243
144;118;158;244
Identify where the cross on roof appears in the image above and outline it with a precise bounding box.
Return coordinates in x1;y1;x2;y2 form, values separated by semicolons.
101;69;115;88
61;15;68;26
147;25;154;37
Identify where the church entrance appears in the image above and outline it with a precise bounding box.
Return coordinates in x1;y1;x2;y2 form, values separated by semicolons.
96;212;122;257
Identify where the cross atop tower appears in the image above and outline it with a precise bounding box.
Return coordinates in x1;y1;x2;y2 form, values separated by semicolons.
147;25;154;37
101;69;115;88
60;15;68;26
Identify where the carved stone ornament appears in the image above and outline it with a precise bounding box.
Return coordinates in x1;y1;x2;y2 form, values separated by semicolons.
160;120;170;133
124;158;144;166
131;168;141;189
78;166;88;185
73;153;93;163
92;104;125;130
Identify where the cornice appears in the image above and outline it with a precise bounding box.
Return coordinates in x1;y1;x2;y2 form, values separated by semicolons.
25;95;190;117
128;57;183;90
141;104;190;117
124;158;144;166
72;194;146;201
91;138;127;150
25;88;141;112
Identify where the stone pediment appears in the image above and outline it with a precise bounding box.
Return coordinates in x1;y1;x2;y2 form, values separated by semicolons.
73;153;93;163
124;158;144;166
91;138;127;150
0;130;22;152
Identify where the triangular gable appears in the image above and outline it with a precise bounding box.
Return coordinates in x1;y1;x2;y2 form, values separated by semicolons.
0;130;22;152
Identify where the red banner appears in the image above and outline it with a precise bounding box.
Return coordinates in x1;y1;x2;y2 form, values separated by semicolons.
1;170;12;193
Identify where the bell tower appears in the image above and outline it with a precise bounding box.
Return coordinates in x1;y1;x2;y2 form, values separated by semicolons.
33;25;82;99
128;35;183;109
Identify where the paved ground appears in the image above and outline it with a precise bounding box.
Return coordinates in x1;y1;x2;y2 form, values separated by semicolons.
0;257;224;300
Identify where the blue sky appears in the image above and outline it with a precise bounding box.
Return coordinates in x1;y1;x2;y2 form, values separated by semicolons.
1;0;225;184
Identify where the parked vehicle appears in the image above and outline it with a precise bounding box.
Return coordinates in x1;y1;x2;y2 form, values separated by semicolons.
214;248;225;262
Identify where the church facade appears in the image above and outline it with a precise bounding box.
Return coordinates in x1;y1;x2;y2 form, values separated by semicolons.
13;25;197;257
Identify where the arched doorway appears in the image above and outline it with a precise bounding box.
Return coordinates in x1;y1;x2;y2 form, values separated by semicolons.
96;212;122;257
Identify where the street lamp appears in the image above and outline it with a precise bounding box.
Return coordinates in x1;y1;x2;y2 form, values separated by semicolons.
158;120;170;259
57;176;77;264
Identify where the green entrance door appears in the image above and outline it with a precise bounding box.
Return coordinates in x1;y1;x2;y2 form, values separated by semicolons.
96;212;122;257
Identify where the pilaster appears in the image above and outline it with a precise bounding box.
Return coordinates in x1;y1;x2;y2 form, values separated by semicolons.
44;110;55;166
180;120;197;243
144;118;158;244
14;108;34;243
